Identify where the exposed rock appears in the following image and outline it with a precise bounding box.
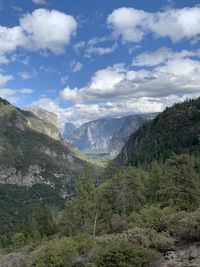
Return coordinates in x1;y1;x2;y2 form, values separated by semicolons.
155;243;200;267
165;251;177;260
0;166;45;187
69;114;156;156
0;251;31;267
27;106;58;127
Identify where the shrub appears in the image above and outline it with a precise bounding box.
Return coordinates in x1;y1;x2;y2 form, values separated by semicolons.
95;242;154;267
174;209;200;242
96;227;174;252
28;237;78;267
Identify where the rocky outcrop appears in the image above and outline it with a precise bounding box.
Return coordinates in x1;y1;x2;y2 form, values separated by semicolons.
27;107;58;127
0;164;73;188
0;251;32;267
109;114;156;157
156;243;200;267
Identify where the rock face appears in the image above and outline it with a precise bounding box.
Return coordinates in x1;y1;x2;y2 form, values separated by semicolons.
24;110;62;142
64;122;77;139
69;114;156;156
27;107;58;127
109;114;156;157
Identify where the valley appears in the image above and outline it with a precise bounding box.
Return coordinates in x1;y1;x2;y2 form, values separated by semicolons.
0;97;199;267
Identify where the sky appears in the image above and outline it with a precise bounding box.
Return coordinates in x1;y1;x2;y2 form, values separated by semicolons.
0;0;200;127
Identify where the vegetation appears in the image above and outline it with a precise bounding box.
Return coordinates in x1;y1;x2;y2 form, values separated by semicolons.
0;97;199;266
117;97;200;166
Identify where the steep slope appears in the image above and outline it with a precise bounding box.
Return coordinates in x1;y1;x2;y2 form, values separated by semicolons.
70;117;124;152
0;98;85;189
117;97;200;166
27;107;58;127
109;114;156;157
70;115;154;156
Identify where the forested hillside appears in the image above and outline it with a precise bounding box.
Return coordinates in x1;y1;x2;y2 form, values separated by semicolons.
117;97;200;166
0;97;200;267
0;97;90;244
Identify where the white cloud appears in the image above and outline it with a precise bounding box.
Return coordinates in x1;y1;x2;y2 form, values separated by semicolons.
0;87;33;103
0;73;13;87
85;43;118;56
0;26;25;57
60;49;200;107
108;7;200;43
20;9;77;54
32;0;46;4
71;61;83;73
18;69;38;80
107;7;147;42
0;9;77;61
133;47;198;67
60;86;81;102
30;92;200;128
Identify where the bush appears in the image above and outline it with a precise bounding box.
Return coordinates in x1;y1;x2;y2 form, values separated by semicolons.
11;232;26;249
28;237;78;267
173;209;200;242
95;242;154;267
96;227;174;252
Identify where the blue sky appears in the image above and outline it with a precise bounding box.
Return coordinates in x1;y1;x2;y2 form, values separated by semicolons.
0;0;200;126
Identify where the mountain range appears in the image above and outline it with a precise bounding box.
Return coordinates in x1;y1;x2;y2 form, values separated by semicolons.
67;114;156;157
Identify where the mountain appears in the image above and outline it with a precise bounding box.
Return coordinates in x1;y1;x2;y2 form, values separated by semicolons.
117;97;200;166
0;97;86;189
64;122;76;139
69;114;155;157
108;114;156;157
69;117;123;152
27;107;58;127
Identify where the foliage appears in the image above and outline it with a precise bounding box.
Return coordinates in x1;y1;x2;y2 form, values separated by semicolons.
94;242;154;267
28;237;78;267
117;97;200;166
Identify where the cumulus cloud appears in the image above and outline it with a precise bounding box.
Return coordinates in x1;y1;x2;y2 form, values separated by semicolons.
0;9;77;61
54;48;200;125
133;47;199;67
108;7;200;43
30;92;199;128
60;53;200;104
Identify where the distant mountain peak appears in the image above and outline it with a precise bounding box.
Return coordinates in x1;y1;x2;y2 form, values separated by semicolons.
69;114;156;156
26;106;58;128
